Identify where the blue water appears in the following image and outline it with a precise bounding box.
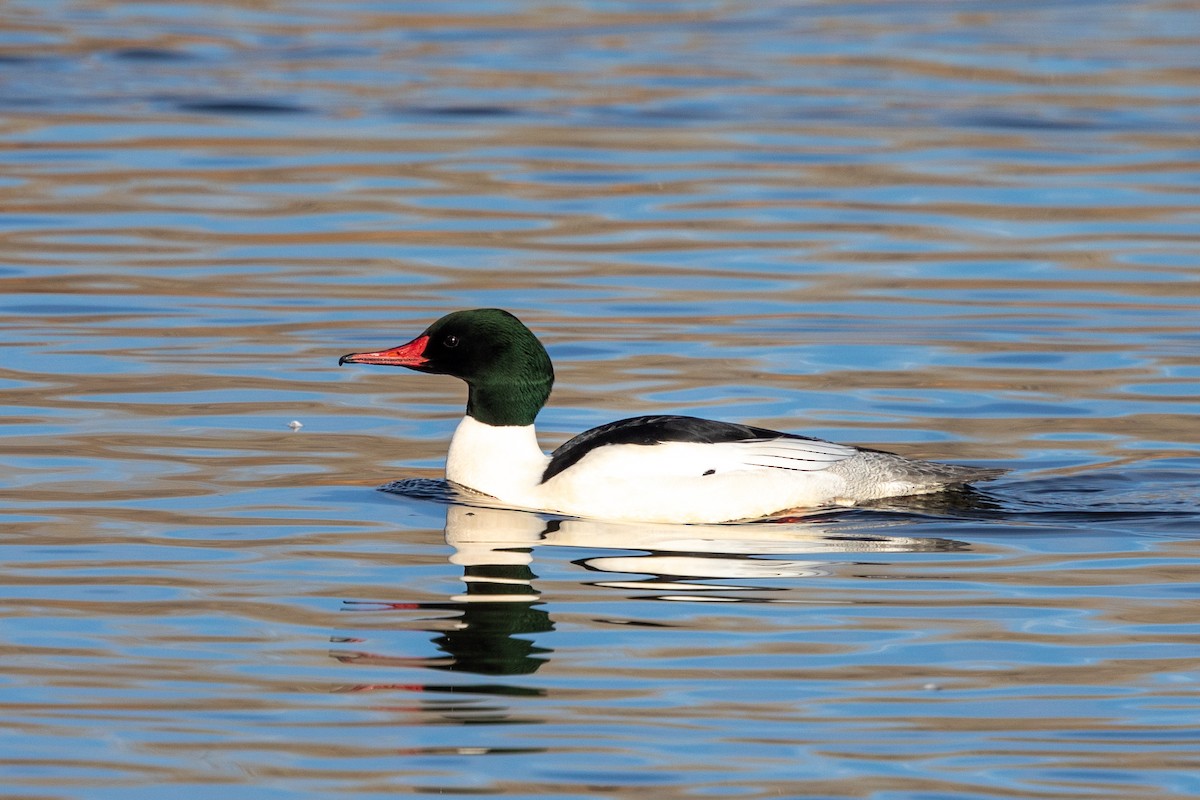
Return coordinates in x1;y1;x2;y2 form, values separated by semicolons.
2;1;1199;798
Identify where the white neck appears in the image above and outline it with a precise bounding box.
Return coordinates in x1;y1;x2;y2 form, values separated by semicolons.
445;415;550;502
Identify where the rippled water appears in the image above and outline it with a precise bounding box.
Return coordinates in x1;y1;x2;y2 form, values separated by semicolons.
3;2;1199;798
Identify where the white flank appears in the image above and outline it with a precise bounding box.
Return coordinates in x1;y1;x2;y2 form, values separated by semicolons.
443;416;859;524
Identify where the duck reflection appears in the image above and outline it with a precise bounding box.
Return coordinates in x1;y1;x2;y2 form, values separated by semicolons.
335;488;973;685
445;503;965;600
333;507;555;678
432;511;556;676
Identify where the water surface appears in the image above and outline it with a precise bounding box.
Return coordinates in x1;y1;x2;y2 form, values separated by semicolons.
2;2;1199;798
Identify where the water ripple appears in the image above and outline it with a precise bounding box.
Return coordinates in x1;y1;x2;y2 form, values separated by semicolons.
2;2;1199;798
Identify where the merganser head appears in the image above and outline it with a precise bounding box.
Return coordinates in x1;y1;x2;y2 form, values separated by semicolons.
339;308;554;427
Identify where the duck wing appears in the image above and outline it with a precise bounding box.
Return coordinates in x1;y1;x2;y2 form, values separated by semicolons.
542;414;857;483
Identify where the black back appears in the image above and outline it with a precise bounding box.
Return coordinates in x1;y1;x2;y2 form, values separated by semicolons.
541;414;821;483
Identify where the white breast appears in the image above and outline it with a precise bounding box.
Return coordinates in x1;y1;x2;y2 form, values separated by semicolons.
445;416;550;501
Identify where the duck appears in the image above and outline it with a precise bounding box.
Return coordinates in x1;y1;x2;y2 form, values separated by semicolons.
340;308;1005;524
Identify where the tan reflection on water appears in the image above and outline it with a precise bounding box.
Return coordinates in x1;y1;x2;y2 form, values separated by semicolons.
2;1;1199;798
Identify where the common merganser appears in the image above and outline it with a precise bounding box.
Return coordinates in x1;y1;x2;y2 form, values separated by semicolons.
340;309;1005;523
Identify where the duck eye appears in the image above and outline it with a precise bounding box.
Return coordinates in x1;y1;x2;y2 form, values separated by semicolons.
443;334;460;348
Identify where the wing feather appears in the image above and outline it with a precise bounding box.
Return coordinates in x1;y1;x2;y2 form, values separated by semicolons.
542;415;858;483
